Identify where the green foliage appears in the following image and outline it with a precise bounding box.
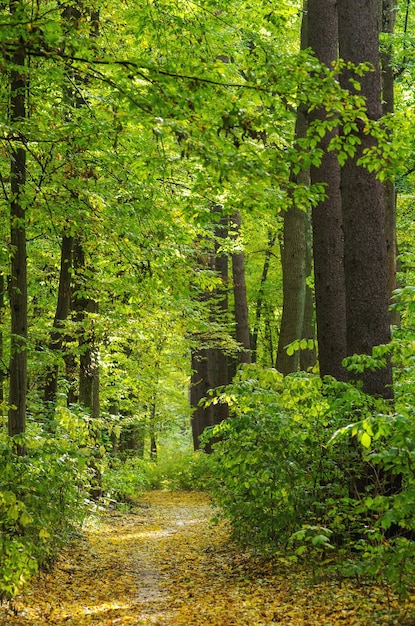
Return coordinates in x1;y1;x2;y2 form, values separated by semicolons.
102;435;213;499
102;456;150;502
204;365;351;549
205;354;415;595
0;408;92;600
143;448;213;492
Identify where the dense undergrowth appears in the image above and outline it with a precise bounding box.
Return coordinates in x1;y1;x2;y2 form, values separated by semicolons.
3;328;415;602
203;335;415;596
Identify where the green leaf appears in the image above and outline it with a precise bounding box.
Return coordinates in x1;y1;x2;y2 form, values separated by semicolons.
360;431;371;449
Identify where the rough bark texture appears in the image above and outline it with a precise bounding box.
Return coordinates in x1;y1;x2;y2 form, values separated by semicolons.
8;22;27;440
231;211;251;364
308;0;348;381
338;0;393;397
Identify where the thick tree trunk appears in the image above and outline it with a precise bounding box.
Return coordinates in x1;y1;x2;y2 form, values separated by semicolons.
8;20;27;442
308;0;348;381
231;211;251;365
338;0;393;397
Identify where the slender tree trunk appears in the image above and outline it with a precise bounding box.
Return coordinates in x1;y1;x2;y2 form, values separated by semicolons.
190;349;210;450
300;210;317;371
338;0;393;397
43;234;74;407
8;9;27;441
276;8;309;375
275;102;309;375
149;402;157;461
73;239;99;415
190;209;229;451
308;0;348;381
251;231;277;364
381;0;399;326
231;211;251;364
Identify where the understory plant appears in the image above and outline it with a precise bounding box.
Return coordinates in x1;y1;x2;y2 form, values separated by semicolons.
0;405;92;600
205;349;415;595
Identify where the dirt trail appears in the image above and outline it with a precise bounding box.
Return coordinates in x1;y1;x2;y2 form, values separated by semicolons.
1;491;413;625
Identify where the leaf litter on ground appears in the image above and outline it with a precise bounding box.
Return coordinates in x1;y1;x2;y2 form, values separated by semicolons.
1;491;415;625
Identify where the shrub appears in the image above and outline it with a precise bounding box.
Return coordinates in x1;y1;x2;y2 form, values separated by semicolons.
204;356;415;595
0;406;92;600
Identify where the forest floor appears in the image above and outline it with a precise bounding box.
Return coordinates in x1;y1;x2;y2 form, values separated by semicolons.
1;491;415;626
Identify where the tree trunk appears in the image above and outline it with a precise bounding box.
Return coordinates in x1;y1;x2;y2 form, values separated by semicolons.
8;11;27;442
231;211;251;365
275;102;309;375
190;209;229;451
381;0;399;326
73;239;100;416
338;0;393;397
190;349;211;450
300;210;317;371
43;234;74;407
251;231;277;364
276;8;309;375
308;0;348;381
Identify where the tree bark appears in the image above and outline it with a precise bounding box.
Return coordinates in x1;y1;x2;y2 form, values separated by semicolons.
251;231;277;364
338;0;393;397
190;209;229;451
276;8;309;375
381;0;399;326
300;210;317;371
308;0;348;381
43;234;74;407
231;211;251;365
8;9;27;442
275;107;309;374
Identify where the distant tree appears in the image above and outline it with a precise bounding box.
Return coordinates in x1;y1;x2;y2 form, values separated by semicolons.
231;211;251;365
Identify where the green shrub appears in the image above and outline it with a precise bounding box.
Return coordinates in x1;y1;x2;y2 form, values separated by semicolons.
102;434;213;500
204;365;354;550
204;356;415;595
143;446;213;491
0;406;92;600
102;455;150;502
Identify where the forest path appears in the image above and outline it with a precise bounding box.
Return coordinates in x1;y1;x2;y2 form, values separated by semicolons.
0;491;411;625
